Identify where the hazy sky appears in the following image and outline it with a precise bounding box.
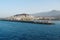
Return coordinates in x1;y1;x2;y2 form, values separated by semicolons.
0;0;60;17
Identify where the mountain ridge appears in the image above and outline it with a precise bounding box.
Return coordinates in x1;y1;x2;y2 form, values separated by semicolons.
31;10;60;17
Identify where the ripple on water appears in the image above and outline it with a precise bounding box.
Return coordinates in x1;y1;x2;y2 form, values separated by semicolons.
0;21;60;40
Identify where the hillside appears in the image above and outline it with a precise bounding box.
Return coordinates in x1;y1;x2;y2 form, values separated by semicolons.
32;10;60;17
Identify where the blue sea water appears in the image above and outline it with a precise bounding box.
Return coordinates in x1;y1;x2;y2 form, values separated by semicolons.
0;21;60;40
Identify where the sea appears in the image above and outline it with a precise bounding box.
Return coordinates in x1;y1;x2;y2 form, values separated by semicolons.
0;21;60;40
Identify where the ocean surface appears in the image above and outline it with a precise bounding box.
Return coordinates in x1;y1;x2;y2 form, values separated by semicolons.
0;21;60;40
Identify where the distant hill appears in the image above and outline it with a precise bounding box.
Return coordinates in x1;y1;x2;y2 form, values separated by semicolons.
14;13;30;16
32;10;60;17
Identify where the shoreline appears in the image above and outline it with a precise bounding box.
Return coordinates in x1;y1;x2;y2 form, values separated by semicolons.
0;20;54;25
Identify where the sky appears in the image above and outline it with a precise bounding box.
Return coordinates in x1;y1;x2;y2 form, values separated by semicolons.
0;0;60;17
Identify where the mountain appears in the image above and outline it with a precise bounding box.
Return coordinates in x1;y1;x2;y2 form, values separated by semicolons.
32;10;60;17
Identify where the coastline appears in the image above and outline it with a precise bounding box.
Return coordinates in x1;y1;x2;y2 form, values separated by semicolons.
0;19;54;25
